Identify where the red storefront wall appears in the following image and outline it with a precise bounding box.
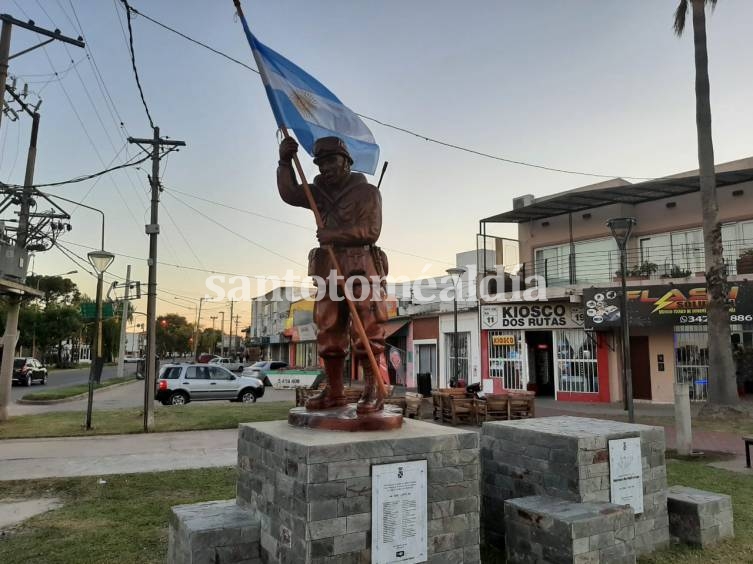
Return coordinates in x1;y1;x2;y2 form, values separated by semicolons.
481;331;611;402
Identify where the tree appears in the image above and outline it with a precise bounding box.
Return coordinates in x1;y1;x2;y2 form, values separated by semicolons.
156;314;193;357
199;328;222;356
674;0;738;406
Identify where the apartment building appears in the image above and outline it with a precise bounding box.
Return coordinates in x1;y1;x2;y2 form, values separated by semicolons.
479;157;753;404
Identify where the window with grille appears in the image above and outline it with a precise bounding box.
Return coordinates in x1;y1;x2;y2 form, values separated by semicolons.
554;329;598;393
487;330;527;390
445;332;469;384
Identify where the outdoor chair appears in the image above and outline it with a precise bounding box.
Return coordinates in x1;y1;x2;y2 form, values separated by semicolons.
508;391;535;419
432;393;444;421
448;396;476;426
476;393;510;424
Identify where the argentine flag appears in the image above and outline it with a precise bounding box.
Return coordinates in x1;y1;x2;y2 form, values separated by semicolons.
238;16;379;175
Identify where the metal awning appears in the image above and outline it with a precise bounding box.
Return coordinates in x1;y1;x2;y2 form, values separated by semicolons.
383;319;409;339
482;168;753;223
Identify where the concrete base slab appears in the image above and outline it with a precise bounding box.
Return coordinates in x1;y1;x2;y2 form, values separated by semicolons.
0;498;62;529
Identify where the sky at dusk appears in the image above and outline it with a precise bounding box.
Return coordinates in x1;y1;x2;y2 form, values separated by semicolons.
2;0;753;331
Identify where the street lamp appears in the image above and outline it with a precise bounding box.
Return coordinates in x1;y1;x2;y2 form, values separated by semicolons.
607;217;637;423
85;249;114;430
446;267;466;387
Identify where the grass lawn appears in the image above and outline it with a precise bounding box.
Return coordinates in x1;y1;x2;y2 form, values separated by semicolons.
0;467;237;564
482;457;753;563
1;457;751;563
0;402;294;439
20;376;139;402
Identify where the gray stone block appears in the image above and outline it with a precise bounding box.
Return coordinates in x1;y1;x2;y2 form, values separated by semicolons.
504;496;635;564
667;486;734;547
167;500;260;564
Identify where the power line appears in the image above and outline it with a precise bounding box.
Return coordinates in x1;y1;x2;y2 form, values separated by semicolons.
162;190;306;268
0;152;150;189
123;2;653;181
164;185;455;266
119;0;154;128
62;239;313;285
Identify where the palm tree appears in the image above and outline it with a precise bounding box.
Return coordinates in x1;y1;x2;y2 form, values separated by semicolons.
674;0;738;406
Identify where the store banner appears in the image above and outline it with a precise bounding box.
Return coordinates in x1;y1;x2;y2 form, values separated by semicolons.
583;282;753;329
481;303;584;330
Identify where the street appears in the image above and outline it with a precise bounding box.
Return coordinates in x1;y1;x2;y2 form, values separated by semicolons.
10;364;136;402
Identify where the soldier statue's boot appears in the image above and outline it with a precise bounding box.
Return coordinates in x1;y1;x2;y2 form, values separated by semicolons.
305;357;347;410
356;362;385;415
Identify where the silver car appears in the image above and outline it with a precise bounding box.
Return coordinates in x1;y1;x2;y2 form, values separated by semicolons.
156;363;264;406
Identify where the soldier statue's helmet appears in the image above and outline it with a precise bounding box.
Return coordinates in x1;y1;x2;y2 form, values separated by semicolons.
313;136;353;166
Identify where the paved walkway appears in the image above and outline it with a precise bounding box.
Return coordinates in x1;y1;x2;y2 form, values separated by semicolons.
3;392;752;481
0;429;238;481
534;397;748;456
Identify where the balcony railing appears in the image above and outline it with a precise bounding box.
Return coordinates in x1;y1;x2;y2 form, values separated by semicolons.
529;238;753;288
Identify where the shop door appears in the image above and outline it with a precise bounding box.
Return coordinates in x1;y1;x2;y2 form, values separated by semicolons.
416;344;438;390
525;331;554;396
630;336;652;400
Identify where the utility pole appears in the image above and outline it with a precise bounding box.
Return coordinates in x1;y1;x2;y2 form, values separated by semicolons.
128;127;185;432
0;14;84;132
234;315;241;360
228;299;235;358
210;315;217;355
219;311;225;357
116;265;132;379
193;297;204;360
0;15;83;422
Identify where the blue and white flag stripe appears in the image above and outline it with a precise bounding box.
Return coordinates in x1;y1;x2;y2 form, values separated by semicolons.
238;15;379;175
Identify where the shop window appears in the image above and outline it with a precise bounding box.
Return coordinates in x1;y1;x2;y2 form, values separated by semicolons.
554;329;598;393
295;342;317;367
488;330;527;390
445;332;469;385
674;326;709;401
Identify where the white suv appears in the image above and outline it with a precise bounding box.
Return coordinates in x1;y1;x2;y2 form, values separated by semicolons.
156;363;264;406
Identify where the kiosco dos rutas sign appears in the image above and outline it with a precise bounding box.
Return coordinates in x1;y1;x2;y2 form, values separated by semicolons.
481;303;584;329
583;283;753;329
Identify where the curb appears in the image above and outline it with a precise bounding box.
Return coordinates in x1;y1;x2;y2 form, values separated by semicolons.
17;379;141;405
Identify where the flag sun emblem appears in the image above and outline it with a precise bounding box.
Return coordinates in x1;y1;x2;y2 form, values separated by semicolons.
291;89;317;119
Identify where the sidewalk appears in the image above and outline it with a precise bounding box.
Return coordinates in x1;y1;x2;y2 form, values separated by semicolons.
2;395;750;482
0;429;238;481
535;397;747;456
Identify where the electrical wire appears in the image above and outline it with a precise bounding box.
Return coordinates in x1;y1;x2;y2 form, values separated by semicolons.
164;185;455;266
62;239;314;285
119;0;154;128
0;152;150;189
122;2;653;181
162;190;306;268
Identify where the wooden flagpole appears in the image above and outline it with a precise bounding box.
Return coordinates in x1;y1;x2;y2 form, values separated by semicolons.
233;0;386;400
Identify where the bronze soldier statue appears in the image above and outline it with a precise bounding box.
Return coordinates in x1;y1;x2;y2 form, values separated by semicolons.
278;136;389;415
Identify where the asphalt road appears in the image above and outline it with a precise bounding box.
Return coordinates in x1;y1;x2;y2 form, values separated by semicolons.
10;364;138;402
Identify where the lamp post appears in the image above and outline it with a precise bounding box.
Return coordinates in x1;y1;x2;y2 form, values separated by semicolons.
85;248;115;430
446;267;466;387
607;217;637;423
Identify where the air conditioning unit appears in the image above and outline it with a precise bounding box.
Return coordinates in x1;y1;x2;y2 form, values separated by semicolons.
512;194;535;210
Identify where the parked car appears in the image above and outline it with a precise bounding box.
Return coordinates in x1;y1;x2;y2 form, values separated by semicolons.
123;355;144;363
196;353;219;364
156;363;264;406
208;357;244;372
12;357;48;386
242;360;289;386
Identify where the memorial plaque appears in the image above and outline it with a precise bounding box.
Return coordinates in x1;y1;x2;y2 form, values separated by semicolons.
372;460;427;564
609;437;644;514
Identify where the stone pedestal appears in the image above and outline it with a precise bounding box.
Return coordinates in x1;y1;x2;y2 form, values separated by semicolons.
237;419;481;563
481;416;669;556
504;496;635;564
667;486;734;547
